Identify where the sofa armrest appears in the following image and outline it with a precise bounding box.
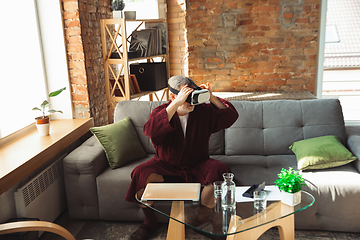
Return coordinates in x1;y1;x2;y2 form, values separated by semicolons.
346;125;360;172
63;136;108;219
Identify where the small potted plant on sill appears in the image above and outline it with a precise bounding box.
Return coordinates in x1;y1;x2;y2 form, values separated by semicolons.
111;0;125;19
32;87;66;136
274;167;305;206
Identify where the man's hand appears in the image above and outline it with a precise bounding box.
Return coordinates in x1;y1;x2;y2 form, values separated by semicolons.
200;82;226;110
172;84;193;106
199;82;215;102
166;84;194;122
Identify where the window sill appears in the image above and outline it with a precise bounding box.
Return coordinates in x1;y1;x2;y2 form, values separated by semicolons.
0;118;93;195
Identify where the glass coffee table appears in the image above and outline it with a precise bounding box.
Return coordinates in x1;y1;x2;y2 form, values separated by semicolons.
136;187;314;240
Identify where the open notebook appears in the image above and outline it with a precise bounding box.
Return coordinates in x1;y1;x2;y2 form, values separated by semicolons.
141;183;201;201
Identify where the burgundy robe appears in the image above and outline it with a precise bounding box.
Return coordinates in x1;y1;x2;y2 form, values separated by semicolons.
125;97;239;203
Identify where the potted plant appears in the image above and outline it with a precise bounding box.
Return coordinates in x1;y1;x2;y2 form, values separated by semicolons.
32;87;66;136
111;0;125;19
274;167;305;206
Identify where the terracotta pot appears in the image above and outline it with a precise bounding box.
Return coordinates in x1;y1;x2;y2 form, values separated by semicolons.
35;116;50;125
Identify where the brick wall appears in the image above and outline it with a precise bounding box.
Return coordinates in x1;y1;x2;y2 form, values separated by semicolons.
62;0;320;125
186;0;320;93
62;0;111;126
167;0;187;76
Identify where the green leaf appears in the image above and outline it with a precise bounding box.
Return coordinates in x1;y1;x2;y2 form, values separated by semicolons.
48;110;63;114
32;107;41;111
274;167;305;193
40;100;50;108
49;87;66;97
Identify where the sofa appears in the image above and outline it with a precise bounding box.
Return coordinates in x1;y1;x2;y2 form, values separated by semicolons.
63;98;360;232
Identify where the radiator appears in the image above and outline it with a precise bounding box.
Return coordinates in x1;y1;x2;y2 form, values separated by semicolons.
14;154;67;223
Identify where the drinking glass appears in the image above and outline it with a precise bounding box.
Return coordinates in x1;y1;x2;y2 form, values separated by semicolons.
254;190;267;211
213;181;223;212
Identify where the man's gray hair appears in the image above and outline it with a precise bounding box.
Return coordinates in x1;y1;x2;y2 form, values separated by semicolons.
168;75;192;91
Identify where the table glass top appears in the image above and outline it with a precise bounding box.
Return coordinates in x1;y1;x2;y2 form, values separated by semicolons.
135;187;315;237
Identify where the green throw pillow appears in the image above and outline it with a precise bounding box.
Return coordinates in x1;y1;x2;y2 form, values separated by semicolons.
90;117;147;169
289;135;357;170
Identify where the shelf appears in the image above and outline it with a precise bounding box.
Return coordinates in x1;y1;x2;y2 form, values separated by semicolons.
0;118;93;195
110;88;169;101
107;54;167;64
124;19;167;23
130;89;168;100
100;18;170;122
102;18;166;24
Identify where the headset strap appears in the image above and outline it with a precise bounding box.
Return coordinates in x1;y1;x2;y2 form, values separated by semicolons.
169;85;179;94
168;78;201;94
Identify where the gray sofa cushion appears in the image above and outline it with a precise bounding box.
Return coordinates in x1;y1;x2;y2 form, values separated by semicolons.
114;101;163;154
298;163;360;232
97;156;152;221
226;99;346;156
214;155;298;186
63;136;108;219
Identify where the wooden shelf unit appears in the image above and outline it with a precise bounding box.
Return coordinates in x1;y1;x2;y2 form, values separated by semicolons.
100;18;170;122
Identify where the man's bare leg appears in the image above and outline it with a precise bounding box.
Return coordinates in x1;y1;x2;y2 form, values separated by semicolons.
201;185;215;208
130;173;164;240
145;172;164;185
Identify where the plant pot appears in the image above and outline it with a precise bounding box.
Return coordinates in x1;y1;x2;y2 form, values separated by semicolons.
35;116;50;136
281;190;301;206
124;11;136;19
36;123;50;136
113;10;123;19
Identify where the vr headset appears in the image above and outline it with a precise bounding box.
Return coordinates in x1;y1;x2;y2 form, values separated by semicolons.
169;78;210;105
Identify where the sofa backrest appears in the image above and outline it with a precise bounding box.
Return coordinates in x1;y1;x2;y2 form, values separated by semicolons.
226;99;346;156
114;100;224;155
114;99;346;156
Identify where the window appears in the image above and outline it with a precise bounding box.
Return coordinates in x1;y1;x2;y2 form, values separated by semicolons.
0;0;47;138
321;0;360;124
124;0;160;19
325;25;340;43
0;0;72;139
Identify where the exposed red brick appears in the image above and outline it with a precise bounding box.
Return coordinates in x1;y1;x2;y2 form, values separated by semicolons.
283;12;294;18
61;0;320;125
271;56;287;61
63;11;79;19
295;18;309;23
252;68;274;74
72;93;89;102
264;80;286;86
70;76;87;85
65;19;81;28
62;0;111;126
253;6;276;12
63;2;79;11
68;61;85;69
66;44;84;52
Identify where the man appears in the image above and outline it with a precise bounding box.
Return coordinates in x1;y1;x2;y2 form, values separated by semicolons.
126;75;239;240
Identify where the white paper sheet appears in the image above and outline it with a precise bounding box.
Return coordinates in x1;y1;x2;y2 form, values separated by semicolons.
235;185;281;202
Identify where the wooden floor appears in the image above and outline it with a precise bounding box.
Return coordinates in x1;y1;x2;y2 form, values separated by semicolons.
37;210;360;240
